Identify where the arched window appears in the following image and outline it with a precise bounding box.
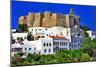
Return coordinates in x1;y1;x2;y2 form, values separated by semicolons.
47;43;48;46
42;36;44;38
49;43;51;46
29;48;31;51
38;36;40;39
44;43;46;46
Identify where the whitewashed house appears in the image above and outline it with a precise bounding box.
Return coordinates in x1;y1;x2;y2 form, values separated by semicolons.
11;26;85;56
28;27;72;42
12;33;28;40
11;37;54;56
11;42;27;56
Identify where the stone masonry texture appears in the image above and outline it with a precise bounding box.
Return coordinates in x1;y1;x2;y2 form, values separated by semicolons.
19;10;80;28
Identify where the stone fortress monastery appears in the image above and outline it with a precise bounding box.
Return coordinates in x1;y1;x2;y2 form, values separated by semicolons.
19;9;80;28
11;9;85;57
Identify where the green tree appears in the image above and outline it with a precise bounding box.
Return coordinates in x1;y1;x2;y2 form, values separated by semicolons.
80;53;90;62
27;32;33;41
83;48;94;57
12;37;96;65
82;37;96;61
84;31;89;37
80;25;90;31
11;54;22;66
22;61;30;65
26;53;35;63
11;64;16;67
16;24;28;32
56;50;72;63
71;49;83;62
82;37;96;49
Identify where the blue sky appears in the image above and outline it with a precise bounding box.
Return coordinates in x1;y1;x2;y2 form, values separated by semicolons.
11;1;96;30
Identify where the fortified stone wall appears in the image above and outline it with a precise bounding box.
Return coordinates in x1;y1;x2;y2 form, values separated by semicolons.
26;12;35;27
18;11;80;28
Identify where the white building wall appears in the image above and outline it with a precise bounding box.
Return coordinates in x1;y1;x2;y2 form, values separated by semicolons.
11;43;27;56
39;37;54;55
29;27;46;35
12;33;28;40
11;27;85;55
11;37;54;55
29;27;71;39
23;37;53;55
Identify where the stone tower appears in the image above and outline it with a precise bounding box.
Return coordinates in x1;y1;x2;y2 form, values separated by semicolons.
65;8;80;28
